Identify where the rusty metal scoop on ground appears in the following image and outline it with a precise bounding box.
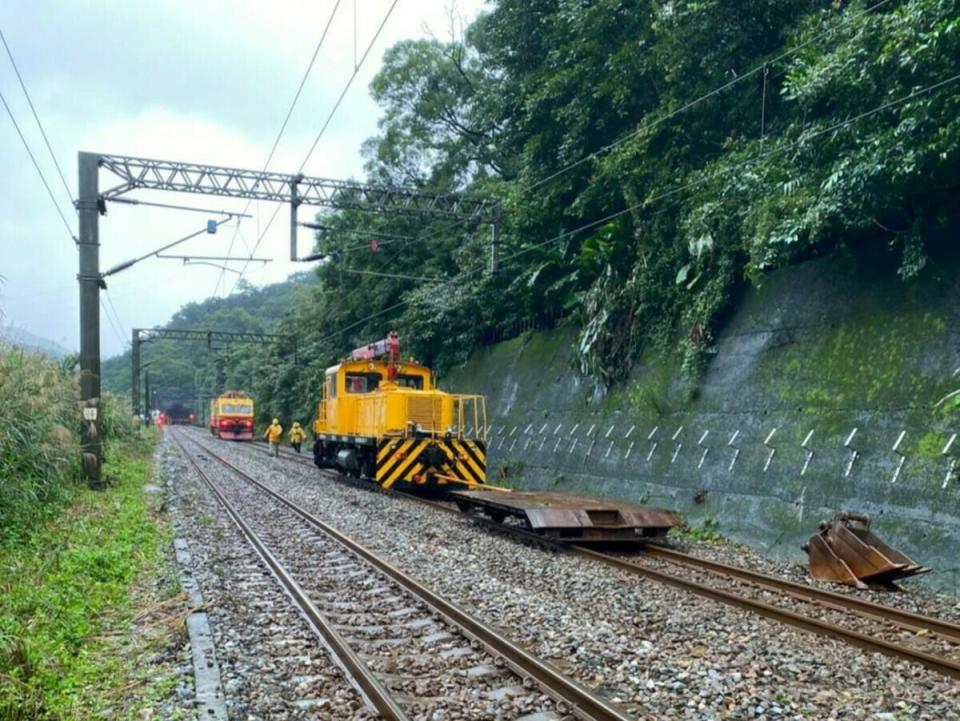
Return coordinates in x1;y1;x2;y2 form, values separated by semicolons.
804;512;929;590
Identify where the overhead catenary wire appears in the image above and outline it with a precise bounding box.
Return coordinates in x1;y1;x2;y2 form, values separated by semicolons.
223;0;904;311
102;216;239;278
522;0;898;194
0;27;75;207
320;234;414;257
0;87;77;242
338;268;444;283
293;228;421;338
489;71;960;272
302;223;415;241
109;197;253;217
103;288;129;345
404;0;901;251
308;69;960;348
213;0;344;297
100;294;127;350
228;0;400;295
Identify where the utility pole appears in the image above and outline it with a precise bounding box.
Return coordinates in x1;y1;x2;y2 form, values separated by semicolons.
289;175;301;261
144;369;150;425
131;328;140;417
77;151;103;487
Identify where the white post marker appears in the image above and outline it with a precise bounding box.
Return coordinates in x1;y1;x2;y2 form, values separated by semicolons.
763;427;778;474
843;427;859;478
891;430;907;484
728;429;741;471
800;430;815;477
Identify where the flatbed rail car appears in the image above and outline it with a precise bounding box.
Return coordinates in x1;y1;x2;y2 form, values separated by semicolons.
313;332;487;492
451;490;681;543
209;391;255;441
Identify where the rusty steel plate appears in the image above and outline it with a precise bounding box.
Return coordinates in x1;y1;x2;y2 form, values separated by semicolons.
451;490;681;541
805;512;929;590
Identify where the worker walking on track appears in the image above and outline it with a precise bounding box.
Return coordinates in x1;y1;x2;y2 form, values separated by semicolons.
264;418;283;457
289;421;306;454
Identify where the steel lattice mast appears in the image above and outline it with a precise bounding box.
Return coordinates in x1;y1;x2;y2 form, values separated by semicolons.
130;327;293;420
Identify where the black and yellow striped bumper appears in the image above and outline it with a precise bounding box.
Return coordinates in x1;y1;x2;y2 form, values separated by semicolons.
375;437;486;490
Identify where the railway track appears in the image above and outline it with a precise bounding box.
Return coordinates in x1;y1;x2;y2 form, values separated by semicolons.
237;433;960;681
173;429;635;721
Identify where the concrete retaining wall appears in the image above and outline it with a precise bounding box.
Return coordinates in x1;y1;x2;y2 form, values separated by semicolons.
444;252;960;592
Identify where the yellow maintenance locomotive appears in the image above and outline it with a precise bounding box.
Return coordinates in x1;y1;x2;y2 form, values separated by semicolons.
312;332;487;492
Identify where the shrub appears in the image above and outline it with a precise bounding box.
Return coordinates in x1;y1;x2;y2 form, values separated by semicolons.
0;343;80;542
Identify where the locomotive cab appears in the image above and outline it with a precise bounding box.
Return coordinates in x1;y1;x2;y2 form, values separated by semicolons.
312;332;487;492
209;391;255;441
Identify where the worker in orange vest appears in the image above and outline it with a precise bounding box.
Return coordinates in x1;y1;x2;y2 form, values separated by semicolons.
264;418;283;457
288;421;306;454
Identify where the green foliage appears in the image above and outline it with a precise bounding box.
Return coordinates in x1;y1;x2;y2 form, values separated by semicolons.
671;515;723;543
0;432;175;720
0;342;139;543
99;392;137;452
493;459;526;488
916;430;946;458
0;343;79;540
325;0;958;389
101;0;960;417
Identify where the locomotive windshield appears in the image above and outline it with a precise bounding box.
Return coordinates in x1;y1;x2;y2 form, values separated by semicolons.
345;373;381;393
221;403;252;414
395;375;424;389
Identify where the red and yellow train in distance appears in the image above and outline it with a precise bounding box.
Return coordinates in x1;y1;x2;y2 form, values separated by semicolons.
312;332;487;493
209;391;255;441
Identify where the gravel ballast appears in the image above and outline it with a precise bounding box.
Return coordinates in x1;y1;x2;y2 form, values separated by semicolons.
175;433;565;720
160;438;372;720
186;431;960;721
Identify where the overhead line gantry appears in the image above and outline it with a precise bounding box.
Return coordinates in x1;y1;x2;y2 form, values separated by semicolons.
130;327;292;421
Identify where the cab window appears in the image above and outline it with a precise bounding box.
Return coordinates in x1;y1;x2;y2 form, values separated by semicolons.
326;374;337;399
221;403;252;414
345;372;381;393
395;375;424;390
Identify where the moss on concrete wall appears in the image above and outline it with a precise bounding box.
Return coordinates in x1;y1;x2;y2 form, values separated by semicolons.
444;252;960;592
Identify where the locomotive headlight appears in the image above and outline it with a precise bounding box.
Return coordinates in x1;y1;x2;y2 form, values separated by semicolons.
415;423;424;433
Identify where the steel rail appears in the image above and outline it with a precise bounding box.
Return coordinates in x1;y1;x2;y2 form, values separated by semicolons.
170;432;410;721
237;433;960;679
641;545;960;644
182;432;635;721
570;546;960;680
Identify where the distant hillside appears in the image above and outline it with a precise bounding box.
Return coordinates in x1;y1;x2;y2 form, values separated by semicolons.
101;273;316;412
0;324;73;359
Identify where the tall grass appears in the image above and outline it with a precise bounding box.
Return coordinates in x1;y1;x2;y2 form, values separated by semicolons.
0;342;138;542
0;342;80;540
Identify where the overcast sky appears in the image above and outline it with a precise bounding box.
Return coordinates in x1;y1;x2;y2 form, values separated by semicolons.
0;0;485;357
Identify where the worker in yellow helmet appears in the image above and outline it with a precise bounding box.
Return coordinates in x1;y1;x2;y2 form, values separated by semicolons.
289;421;306;454
264;418;283;457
